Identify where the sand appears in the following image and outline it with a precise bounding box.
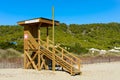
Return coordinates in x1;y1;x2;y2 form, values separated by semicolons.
0;62;120;80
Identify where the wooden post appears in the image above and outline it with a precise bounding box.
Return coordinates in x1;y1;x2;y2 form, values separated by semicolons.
52;8;54;43
24;36;26;69
27;38;30;68
46;27;49;49
24;39;27;69
62;49;64;59
52;48;55;71
25;37;29;69
52;6;55;71
78;60;80;72
24;51;27;69
38;26;41;70
70;60;73;75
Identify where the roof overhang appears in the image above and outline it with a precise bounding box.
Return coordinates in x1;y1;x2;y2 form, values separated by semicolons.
17;17;59;27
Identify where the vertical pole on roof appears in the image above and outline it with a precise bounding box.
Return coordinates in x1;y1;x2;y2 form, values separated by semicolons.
52;6;55;45
52;6;55;71
38;25;41;70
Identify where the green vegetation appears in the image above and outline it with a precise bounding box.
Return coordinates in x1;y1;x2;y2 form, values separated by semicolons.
0;25;23;52
69;23;120;50
0;22;120;55
55;23;120;55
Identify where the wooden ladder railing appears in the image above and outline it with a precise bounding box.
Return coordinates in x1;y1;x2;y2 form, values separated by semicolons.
40;39;81;75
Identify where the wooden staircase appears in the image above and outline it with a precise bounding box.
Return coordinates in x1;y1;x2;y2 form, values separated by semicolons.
24;31;81;75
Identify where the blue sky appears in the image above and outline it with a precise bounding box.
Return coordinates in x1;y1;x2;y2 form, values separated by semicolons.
0;0;120;25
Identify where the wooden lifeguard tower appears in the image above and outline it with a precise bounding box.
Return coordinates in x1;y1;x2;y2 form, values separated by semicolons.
18;17;81;75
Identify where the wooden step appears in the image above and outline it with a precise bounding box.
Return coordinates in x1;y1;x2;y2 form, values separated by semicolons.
41;48;80;75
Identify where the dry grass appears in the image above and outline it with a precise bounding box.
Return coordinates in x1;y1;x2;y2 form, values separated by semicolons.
0;48;22;58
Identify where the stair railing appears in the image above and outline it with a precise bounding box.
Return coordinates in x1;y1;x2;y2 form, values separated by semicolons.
45;39;80;71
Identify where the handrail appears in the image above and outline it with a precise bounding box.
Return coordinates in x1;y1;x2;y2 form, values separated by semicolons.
40;45;73;67
58;46;80;60
51;46;78;64
49;40;78;58
48;39;80;71
41;40;79;59
49;40;80;62
55;53;73;67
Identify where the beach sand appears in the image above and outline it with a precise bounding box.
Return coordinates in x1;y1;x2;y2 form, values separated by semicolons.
0;62;120;80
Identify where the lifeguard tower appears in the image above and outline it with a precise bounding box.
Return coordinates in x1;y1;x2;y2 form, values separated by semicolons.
18;17;81;75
